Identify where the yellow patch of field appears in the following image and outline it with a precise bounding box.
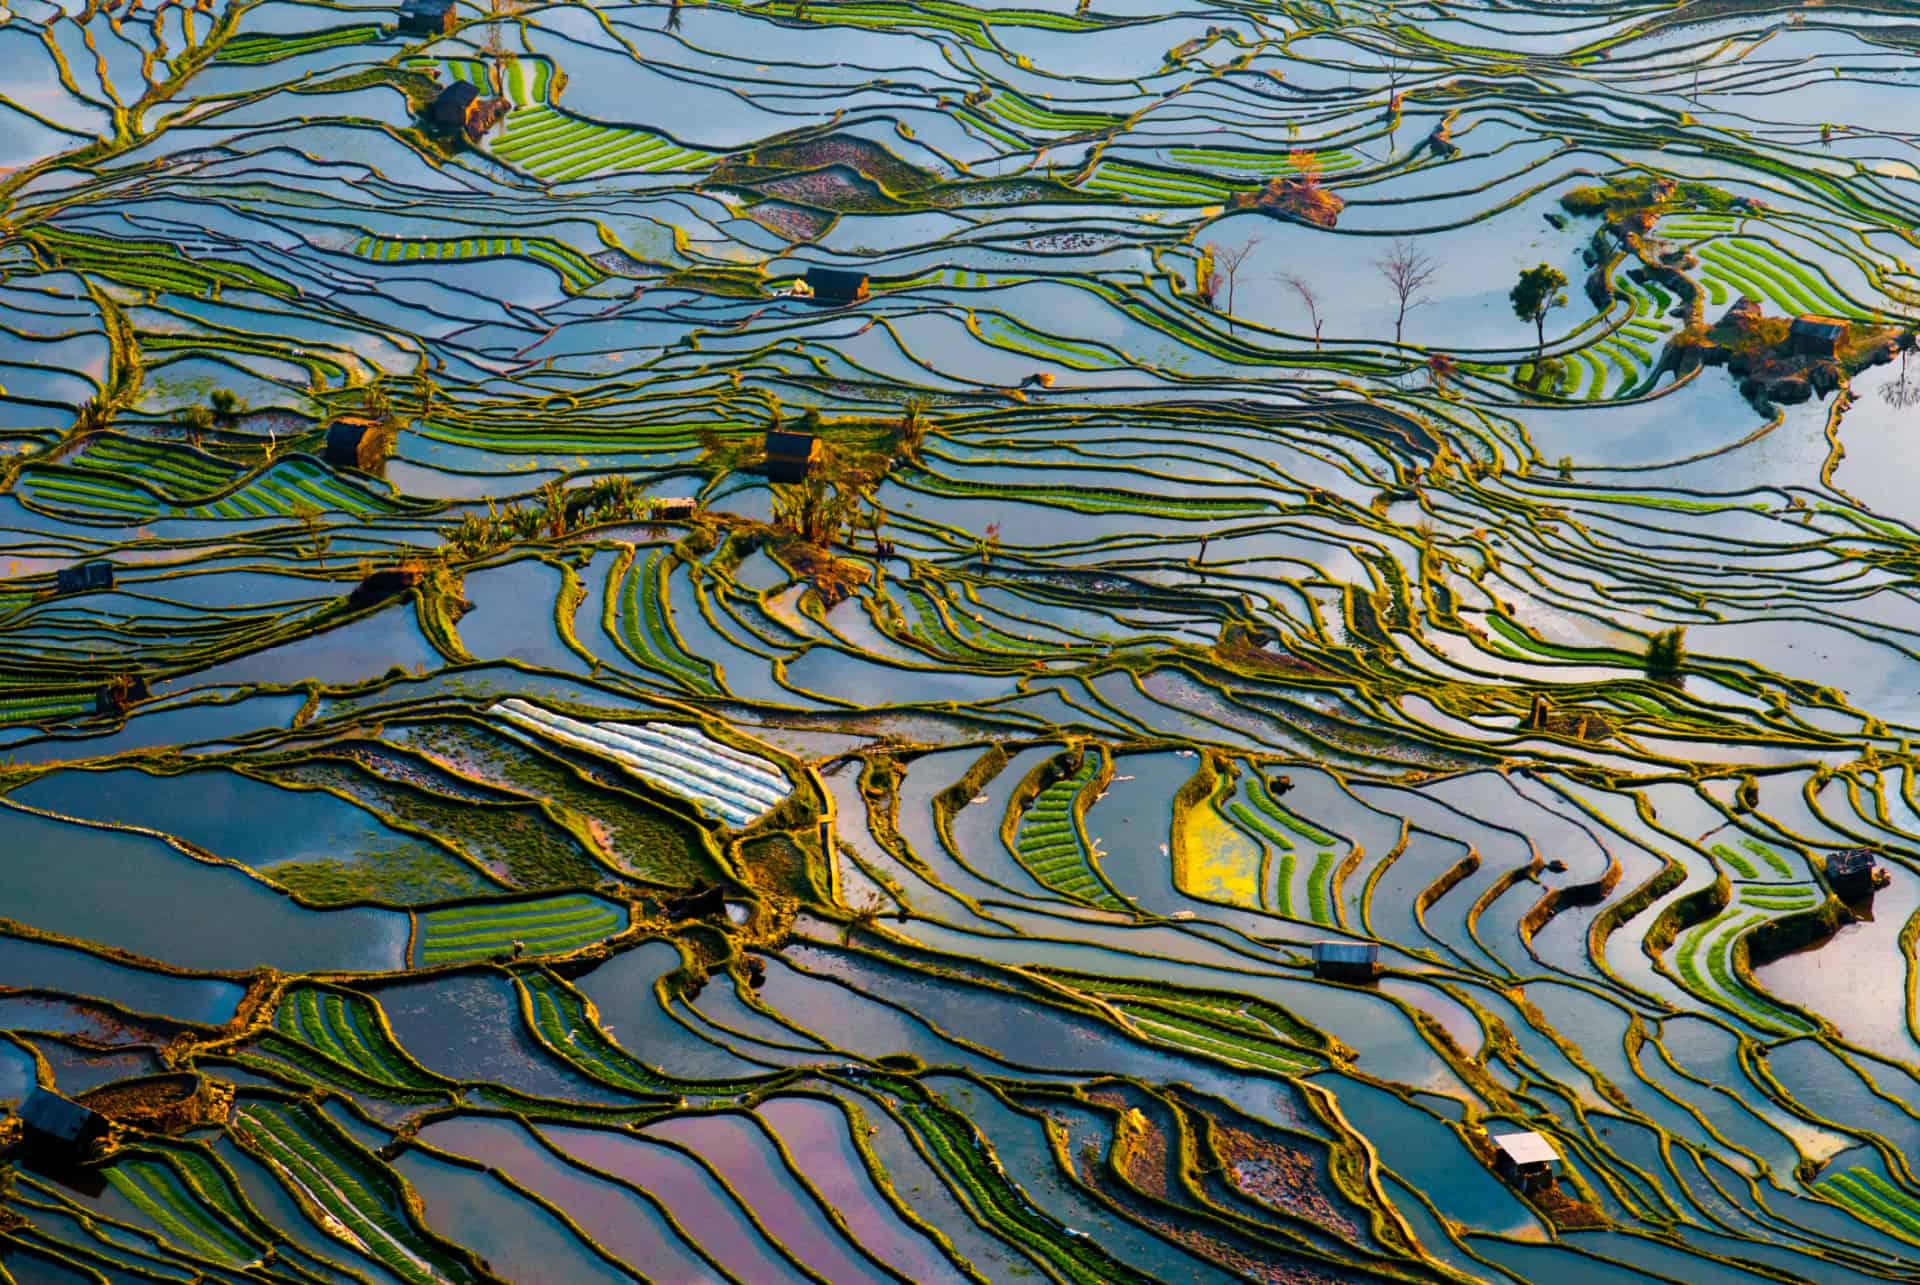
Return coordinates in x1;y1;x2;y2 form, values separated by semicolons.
1176;795;1264;907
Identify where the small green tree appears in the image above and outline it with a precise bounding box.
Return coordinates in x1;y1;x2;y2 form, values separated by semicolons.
893;396;930;460
1645;626;1685;677
177;404;214;437
209;388;242;425
1510;263;1570;360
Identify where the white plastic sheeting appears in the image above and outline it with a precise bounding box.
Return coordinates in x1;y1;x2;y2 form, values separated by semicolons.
492;699;790;827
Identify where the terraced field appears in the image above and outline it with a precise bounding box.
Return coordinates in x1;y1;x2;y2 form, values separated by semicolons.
11;0;1920;1281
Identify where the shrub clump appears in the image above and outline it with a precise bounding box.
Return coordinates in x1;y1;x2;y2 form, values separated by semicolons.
1645;626;1685;677
1230;151;1344;228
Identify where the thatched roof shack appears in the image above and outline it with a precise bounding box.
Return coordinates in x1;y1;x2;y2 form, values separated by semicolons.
1492;1131;1559;1191
55;561;114;594
800;267;870;305
18;1087;109;1163
1791;315;1849;359
765;430;822;483
1311;940;1377;981
397;0;455;34
96;672;151;717
430;81;479;133
1825;846;1884;893
326;417;389;472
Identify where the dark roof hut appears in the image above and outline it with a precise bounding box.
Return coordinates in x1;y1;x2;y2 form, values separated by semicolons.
1311;940;1378;981
429;81;480;134
765;430;823;483
801;267;870;306
1790;315;1849;359
95;671;151;717
18;1087;109;1163
55;561;114;594
396;0;456;35
325;417;389;472
1825;846;1885;892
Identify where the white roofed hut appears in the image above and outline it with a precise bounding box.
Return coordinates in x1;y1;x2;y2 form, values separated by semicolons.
1492;1131;1559;1192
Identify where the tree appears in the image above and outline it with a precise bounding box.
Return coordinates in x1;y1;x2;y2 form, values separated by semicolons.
73;397;110;434
1645;626;1685;678
209;388;242;425
771;477;859;547
362;379;392;424
291;500;324;552
1382;54;1410;152
893;395;931;459
1281;273;1324;349
1883;328;1919;410
411;371;437;421
1375;237;1438;347
1206;235;1262;333
1510;263;1569;360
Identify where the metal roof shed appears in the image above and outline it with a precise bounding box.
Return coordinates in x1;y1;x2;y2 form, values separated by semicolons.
1311;940;1378;979
1492;1132;1559;1168
19;1087;109;1159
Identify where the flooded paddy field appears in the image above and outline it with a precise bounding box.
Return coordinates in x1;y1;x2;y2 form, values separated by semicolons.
6;0;1920;1280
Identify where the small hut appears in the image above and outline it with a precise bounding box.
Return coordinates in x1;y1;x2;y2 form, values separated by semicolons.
1825;847;1883;893
663;883;727;922
653;497;697;520
1790;315;1849;359
95;672;151;717
1491;1131;1559;1192
396;0;455;34
18;1087;109;1165
1311;941;1378;982
55;561;114;594
765;430;823;483
430;81;480;135
800;267;870;306
325;417;388;472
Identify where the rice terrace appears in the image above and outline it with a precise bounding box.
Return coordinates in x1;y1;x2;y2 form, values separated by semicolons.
8;0;1920;1279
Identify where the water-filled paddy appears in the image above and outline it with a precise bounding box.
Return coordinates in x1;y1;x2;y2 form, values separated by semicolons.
8;0;1920;1279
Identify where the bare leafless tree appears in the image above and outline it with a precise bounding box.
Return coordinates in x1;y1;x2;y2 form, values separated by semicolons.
1281;273;1324;349
1375;236;1439;347
1383;54;1409;152
1208;235;1263;333
1884;337;1919;410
